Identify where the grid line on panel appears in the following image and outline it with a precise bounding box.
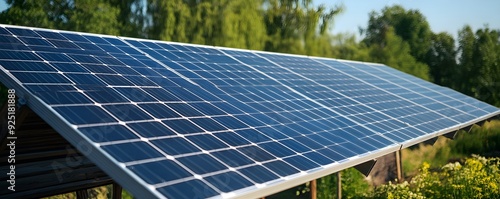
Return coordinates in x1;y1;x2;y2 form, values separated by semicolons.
254;54;458;137
244;52;405;144
363;62;494;115
216;50;395;156
119;38;200;86
313;59;473;125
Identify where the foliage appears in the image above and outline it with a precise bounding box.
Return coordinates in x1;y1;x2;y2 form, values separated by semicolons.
450;122;500;156
366;27;430;80
364;5;432;62
425;32;457;86
403;120;500;174
367;156;500;199
263;0;343;55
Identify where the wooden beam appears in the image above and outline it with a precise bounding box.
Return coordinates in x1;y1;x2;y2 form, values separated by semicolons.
337;172;342;199
76;189;89;199
113;182;123;199
310;179;317;199
395;150;403;182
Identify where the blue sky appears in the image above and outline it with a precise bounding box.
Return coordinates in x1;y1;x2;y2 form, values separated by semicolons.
317;0;500;38
1;0;499;39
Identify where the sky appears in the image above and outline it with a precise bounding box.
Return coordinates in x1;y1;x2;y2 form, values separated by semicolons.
0;0;499;39
316;0;500;39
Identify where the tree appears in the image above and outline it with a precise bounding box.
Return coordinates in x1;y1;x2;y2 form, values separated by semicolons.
67;1;121;35
472;28;500;106
368;27;430;80
330;33;370;61
1;0;125;35
147;0;267;50
364;5;432;63
425;32;457;86
263;0;342;55
456;25;477;96
0;0;69;29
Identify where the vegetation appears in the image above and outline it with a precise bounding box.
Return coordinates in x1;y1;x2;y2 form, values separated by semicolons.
367;155;500;199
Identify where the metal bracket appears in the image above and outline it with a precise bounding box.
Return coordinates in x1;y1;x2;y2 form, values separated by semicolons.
423;136;438;145
354;159;377;177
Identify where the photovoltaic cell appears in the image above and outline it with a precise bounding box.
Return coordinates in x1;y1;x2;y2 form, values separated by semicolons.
0;24;498;199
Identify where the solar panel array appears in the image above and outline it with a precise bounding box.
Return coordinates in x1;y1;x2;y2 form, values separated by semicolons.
0;24;498;199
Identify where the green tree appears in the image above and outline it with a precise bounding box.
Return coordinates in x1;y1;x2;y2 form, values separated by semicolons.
368;27;430;80
472;28;500;106
364;5;432;62
1;0;124;35
456;25;477;96
263;0;342;55
330;33;371;61
456;26;500;106
425;32;457;86
147;0;267;50
67;1;121;35
0;0;69;29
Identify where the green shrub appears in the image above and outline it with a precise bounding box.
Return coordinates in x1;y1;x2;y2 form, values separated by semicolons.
367;155;500;199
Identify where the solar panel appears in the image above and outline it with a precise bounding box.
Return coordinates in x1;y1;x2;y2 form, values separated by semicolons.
0;24;498;199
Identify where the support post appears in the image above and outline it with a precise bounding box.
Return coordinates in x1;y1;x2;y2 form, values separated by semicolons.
336;172;342;199
76;189;89;199
310;179;317;199
396;150;403;182
113;182;122;199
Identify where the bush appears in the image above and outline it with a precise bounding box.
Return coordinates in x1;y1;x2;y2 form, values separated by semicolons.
367;155;500;199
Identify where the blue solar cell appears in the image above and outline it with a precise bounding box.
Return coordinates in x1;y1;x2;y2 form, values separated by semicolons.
213;116;249;129
128;159;191;184
157;179;218;199
101;141;163;162
138;103;181;119
0;27;11;35
185;134;229;150
235;129;272;143
6;27;38;37
263;160;300;177
79;125;139;142
0;60;56;72
151;137;201;155
60;33;90;42
33;89;93;105
212;132;251;147
238;165;279;183
49;39;81;49
54;105;117;125
66;73;106;85
142;88;181;101
163;119;203;134
280;139;311;153
237;146;275;162
166;103;204;117
204;171;254;192
128;121;175;137
258;142;296;158
211;149;255;167
12;71;71;83
0;49;41;60
103;104;153;121
77;85;130;103
190;118;227;132
177;154;227;174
